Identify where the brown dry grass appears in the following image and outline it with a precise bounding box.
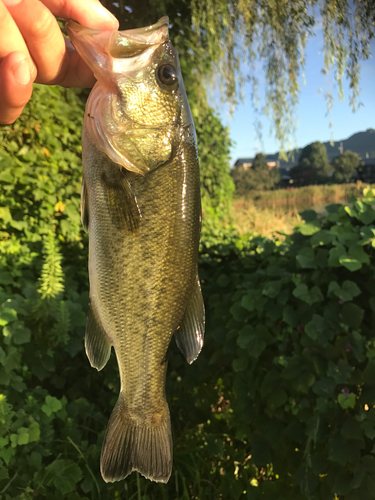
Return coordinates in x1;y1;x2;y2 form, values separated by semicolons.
232;200;302;237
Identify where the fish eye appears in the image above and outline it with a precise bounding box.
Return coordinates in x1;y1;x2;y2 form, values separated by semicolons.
156;64;179;91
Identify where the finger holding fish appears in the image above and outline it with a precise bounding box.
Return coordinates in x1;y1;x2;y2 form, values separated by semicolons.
0;0;118;123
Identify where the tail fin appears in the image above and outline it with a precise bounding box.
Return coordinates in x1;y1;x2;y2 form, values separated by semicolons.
100;394;173;483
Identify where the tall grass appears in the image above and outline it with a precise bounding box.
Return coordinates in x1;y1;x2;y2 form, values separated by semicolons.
240;182;367;209
232;182;375;237
232;203;302;237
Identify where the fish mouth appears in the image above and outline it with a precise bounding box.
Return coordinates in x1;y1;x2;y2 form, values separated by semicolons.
66;17;169;77
109;17;169;58
67;17;177;175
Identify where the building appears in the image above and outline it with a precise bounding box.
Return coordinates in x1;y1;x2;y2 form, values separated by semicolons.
234;158;280;171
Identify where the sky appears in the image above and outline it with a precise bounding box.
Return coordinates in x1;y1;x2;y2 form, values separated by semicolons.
217;29;375;165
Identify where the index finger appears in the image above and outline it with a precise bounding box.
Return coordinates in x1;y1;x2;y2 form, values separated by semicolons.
41;0;119;30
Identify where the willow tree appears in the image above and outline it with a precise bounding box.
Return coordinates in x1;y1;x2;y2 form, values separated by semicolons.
103;0;374;151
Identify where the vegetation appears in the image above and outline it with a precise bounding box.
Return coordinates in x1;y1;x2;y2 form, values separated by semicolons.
332;151;363;183
2;2;375;498
241;183;365;206
290;141;332;186
231;154;280;196
2;83;375;499
232;201;302;238
231;183;371;238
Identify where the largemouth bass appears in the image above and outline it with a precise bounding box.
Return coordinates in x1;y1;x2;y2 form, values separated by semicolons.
66;17;204;483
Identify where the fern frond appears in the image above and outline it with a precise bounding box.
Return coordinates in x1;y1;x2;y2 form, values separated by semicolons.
38;231;65;301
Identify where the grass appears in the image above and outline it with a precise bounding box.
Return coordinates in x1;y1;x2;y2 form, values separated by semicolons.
231;202;302;237
242;182;366;208
231;182;375;238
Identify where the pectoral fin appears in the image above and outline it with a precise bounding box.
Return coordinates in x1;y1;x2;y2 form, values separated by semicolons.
81;179;89;233
85;302;112;371
175;276;205;364
103;171;141;234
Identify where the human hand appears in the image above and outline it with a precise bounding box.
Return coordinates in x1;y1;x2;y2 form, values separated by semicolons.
0;0;119;124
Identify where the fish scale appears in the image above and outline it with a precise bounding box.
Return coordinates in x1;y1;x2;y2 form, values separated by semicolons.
67;16;205;483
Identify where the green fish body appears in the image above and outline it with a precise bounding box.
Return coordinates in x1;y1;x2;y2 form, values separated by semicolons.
66;18;204;484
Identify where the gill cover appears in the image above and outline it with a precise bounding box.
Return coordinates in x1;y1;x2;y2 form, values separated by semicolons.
66;17;179;175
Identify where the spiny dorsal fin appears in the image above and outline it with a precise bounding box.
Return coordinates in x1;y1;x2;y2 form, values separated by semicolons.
81;179;89;233
102;171;141;234
175;276;205;364
85;302;112;371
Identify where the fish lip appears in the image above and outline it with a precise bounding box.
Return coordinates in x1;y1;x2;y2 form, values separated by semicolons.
108;18;169;58
119;16;169;35
66;17;169;61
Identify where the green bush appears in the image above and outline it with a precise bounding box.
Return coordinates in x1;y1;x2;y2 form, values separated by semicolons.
2;84;375;499
200;188;375;499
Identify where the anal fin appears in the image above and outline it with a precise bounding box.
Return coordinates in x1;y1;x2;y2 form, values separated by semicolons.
175;275;205;364
85;302;112;371
102;170;141;234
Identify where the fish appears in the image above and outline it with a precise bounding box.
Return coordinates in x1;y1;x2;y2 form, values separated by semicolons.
66;17;205;484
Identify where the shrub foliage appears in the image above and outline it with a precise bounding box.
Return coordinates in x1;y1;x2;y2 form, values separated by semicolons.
1;85;375;499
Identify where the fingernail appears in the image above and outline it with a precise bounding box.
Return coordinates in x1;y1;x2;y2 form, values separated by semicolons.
12;56;31;85
2;0;22;5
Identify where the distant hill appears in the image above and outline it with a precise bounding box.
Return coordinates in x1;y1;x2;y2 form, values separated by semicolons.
263;128;375;168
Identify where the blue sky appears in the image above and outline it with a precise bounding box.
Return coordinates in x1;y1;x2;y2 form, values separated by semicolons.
218;30;375;165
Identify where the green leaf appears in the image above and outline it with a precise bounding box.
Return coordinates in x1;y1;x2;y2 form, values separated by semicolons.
299;223;320;236
262;280;281;298
237;325;254;349
329;437;361;465
338;392;356;409
292;283;323;304
17;427;29;445
341;417;363;440
0;271;14;285
328;280;361;301
41;395;63;416
28;421;41;442
27;451;42;469
283;305;298;327
267;389;287;409
241;292;256;312
357;206;375;224
0;307;17;327
232;356;248;372
296;247;317;269
247;335;267;358
310;230;336;246
230;302;248;322
312;377;336;397
46;459;83;495
328;245;346;267
0;207;12;221
339;257;362;272
300;210;318;222
341;280;361;300
349;244;370;265
305;314;326;340
217;274;230;287
342;303;364;328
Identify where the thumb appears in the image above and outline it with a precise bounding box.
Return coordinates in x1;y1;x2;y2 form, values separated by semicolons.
0;51;34;124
